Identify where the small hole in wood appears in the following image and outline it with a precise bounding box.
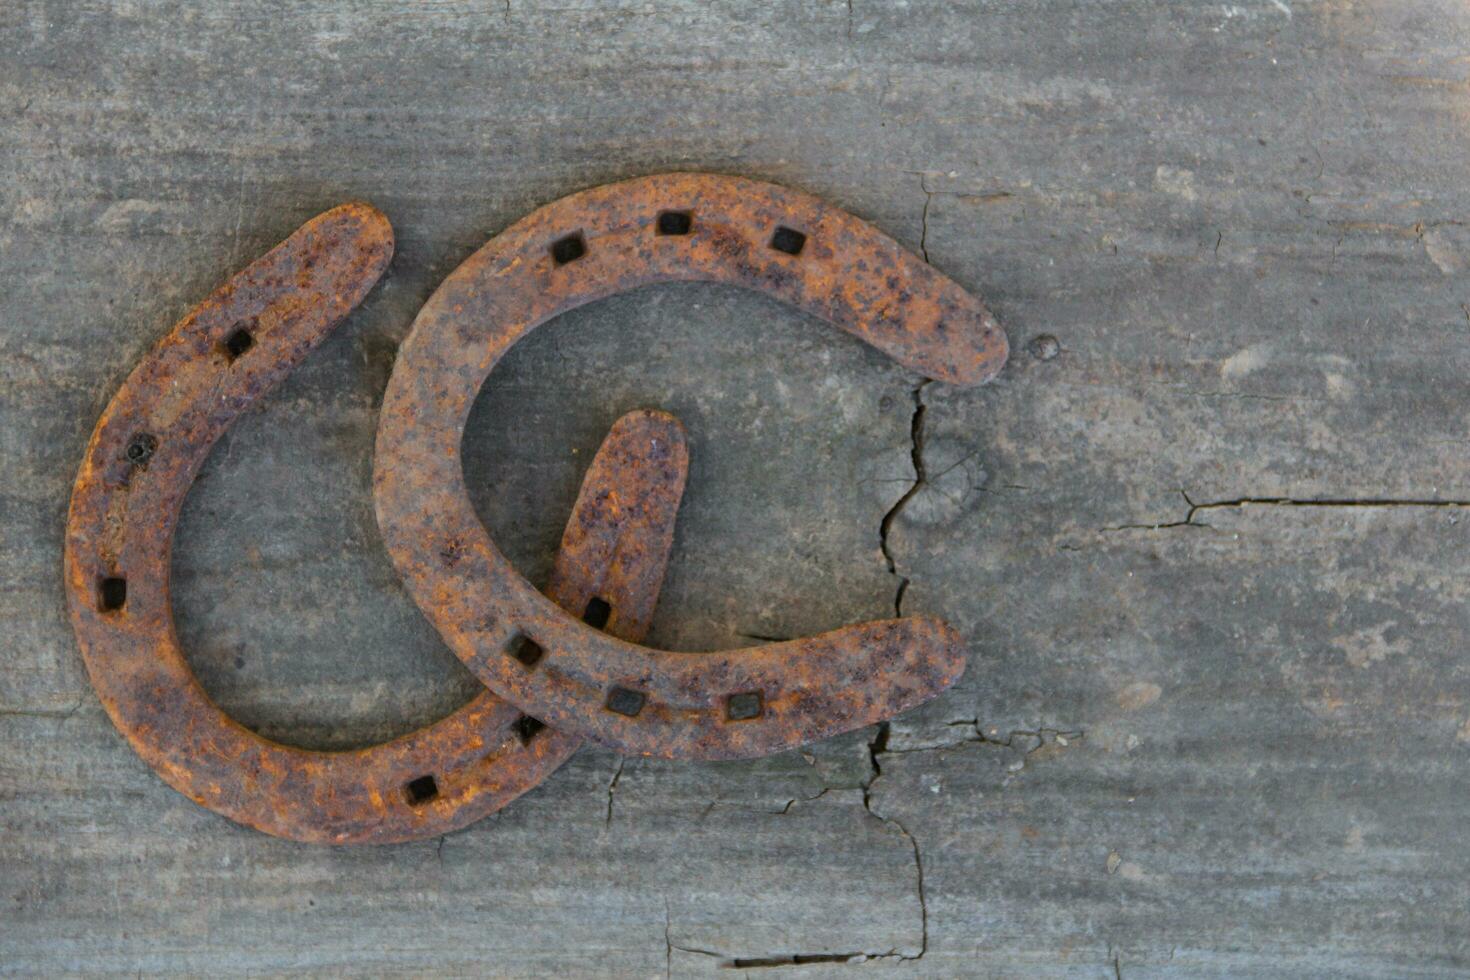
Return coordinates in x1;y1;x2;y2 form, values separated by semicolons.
98;576;127;613
769;225;807;256
508;635;544;668
605;686;646;717
656;210;692;236
223;325;254;361
550;232;587;265
582;597;612;631
726;691;764;722
403;774;439;807
513;715;547;745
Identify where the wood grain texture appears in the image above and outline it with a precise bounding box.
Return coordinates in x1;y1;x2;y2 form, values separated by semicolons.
4;0;1470;975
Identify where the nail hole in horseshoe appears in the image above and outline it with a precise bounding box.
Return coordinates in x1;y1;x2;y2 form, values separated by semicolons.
508;635;544;668
582;597;612;630
605;686;646;717
656;210;692;236
124;433;158;468
223;324;255;361
512;715;546;745
403;774;439;807
769;226;806;256
550;232;587;265
98;575;127;613
726;691;764;722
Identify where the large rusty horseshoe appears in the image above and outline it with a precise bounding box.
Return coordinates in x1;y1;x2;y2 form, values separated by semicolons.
63;204;687;842
374;173;1009;760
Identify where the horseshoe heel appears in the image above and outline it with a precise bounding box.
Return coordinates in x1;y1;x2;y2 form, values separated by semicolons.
374;173;1007;760
63;204;688;842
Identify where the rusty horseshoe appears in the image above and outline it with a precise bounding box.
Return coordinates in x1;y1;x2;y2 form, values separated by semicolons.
63;204;688;842
374;173;1009;760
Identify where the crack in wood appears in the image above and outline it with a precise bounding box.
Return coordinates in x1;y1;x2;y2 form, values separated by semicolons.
878;382;929;616
1103;490;1470;533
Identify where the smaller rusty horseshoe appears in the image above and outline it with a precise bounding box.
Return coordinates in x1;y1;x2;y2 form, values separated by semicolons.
375;173;1006;760
63;204;687;842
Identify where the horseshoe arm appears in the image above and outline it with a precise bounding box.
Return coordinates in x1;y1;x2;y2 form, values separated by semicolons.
375;173;997;760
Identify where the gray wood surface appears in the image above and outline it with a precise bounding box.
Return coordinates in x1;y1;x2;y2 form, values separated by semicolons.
5;0;1470;975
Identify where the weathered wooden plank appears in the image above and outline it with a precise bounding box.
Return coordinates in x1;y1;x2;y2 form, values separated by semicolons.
5;0;1470;975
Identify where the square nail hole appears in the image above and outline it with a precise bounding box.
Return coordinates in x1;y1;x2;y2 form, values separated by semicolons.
769;226;806;256
550;232;587;265
98;576;127;613
403;774;439;807
726;691;764;722
605;686;646;717
508;635;544;669
223;324;254;361
582;597;612;631
513;715;546;745
656;210;692;236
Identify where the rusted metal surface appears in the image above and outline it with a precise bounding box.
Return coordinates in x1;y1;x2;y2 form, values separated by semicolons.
63;204;687;843
374;172;1006;760
541;410;690;643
